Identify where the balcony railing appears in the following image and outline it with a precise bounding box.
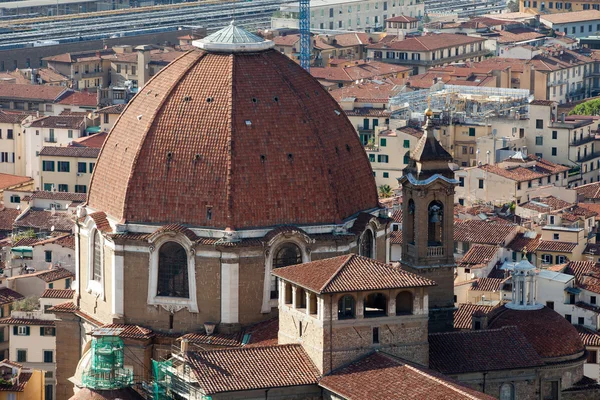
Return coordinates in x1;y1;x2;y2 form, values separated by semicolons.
427;246;444;257
577;151;600;162
572;135;597;146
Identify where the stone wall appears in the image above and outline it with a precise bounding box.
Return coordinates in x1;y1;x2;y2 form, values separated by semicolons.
55;313;82;400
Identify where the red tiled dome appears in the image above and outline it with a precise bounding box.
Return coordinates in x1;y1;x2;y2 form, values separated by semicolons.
488;306;584;359
87;49;378;229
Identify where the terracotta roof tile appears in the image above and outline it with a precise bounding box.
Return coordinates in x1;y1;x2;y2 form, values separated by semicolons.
576;182;600;200
87;49;379;229
470;278;503;292
0;288;24;305
575;325;600;346
70;132;108;148
180;331;244;347
13;209;73;232
9;266;74;283
96;104;126;115
537;240;578;253
541;9;600;24
39;147;100;158
29;115;85;129
577;203;600;220
41;289;74;299
454;219;517;245
520;195;572;213
320;352;495;400
0;371;31;392
0;174;33;190
458;244;498;269
368;33;485;52
386;15;419;23
0;318;55;326
0;208;20;231
273;254;436;294
564;260;596;281
186;345;320;395
429;326;544;374
0;111;33;124
92;324;154;340
0;84;67;102
88;212;111;233
49;301;78;312
31;191;86;202
480;161;569;182
311;60;410;83
487;305;584;358
507;232;541;252
453;303;495;330
57;91;98;107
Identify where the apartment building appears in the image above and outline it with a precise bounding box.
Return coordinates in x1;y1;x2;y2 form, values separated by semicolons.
43;50;112;91
0;310;56;400
367;126;423;186
272;0;424;31
367;33;488;74
454;152;570;206
527;101;600;186
39;147;99;194
540;11;600;39
521;0;600;14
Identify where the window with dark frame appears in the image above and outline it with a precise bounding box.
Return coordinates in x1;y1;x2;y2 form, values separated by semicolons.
157;242;189;298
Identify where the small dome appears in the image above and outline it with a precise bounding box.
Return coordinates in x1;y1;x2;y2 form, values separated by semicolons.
192;21;274;52
87;39;378;229
488;306;584;359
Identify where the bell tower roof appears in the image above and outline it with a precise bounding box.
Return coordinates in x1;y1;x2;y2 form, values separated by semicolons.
411;116;452;164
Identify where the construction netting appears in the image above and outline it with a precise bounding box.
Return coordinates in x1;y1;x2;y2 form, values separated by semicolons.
81;336;134;390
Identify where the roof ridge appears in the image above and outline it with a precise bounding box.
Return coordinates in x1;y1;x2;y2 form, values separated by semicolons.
320;254;354;292
403;362;487;400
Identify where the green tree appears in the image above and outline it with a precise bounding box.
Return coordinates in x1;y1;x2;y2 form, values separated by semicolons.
12;296;39;312
378;184;394;198
569;98;600;116
507;0;520;12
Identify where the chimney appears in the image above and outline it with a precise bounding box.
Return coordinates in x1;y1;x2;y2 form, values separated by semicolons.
180;338;189;353
135;45;152;89
204;321;216;336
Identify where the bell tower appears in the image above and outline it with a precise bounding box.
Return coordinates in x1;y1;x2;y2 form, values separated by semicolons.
398;108;456;333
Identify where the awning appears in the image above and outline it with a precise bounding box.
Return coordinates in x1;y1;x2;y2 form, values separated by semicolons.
11;246;32;257
565;287;582;294
85;126;102;134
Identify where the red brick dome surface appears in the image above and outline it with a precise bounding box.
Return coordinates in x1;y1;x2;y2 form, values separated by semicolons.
87;49;378;229
488;305;584;359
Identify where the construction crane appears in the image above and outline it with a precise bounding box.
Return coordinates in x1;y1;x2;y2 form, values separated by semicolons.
299;0;310;71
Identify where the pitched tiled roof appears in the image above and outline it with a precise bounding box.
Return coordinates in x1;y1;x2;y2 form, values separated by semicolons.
311;61;410;82
0;208;19;231
0;318;55;326
454;219;517;245
575;325;600;346
386;15;419;23
537;241;578;253
488;305;584;358
389;231;402;244
13;209;74;232
48;301;78;312
32;234;75;250
0;371;31;392
577;203;600;220
186;345;320;395
480;162;569;182
453;303;495;330
0;174;33;190
92;324;154;340
96;104;126;114
0;84;67;102
458;244;498;269
88;211;111;233
320;352;495;400
57;91;98;107
541;9;600;23
571;205;598;219
41;289;74;299
507;232;541;252
391;209;402;223
39;146;100;158
12;266;75;283
470;278;503;292
429;326;544;374
31;191;86;202
272;254;436;294
29;115;85;129
368;33;485;52
576;182;600;200
87;49;379;229
520;195;572;213
180;331;245;347
0;111;33;124
0;288;24;305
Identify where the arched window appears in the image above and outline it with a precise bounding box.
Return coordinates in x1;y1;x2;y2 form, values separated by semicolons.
92;230;102;282
396;291;413;315
499;383;514;400
271;243;302;299
338;295;356;319
428;201;444;246
157;242;189;298
359;229;374;258
364;292;387;318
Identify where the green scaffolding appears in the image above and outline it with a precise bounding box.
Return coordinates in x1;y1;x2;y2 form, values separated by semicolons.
151;360;171;400
81;336;134;390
